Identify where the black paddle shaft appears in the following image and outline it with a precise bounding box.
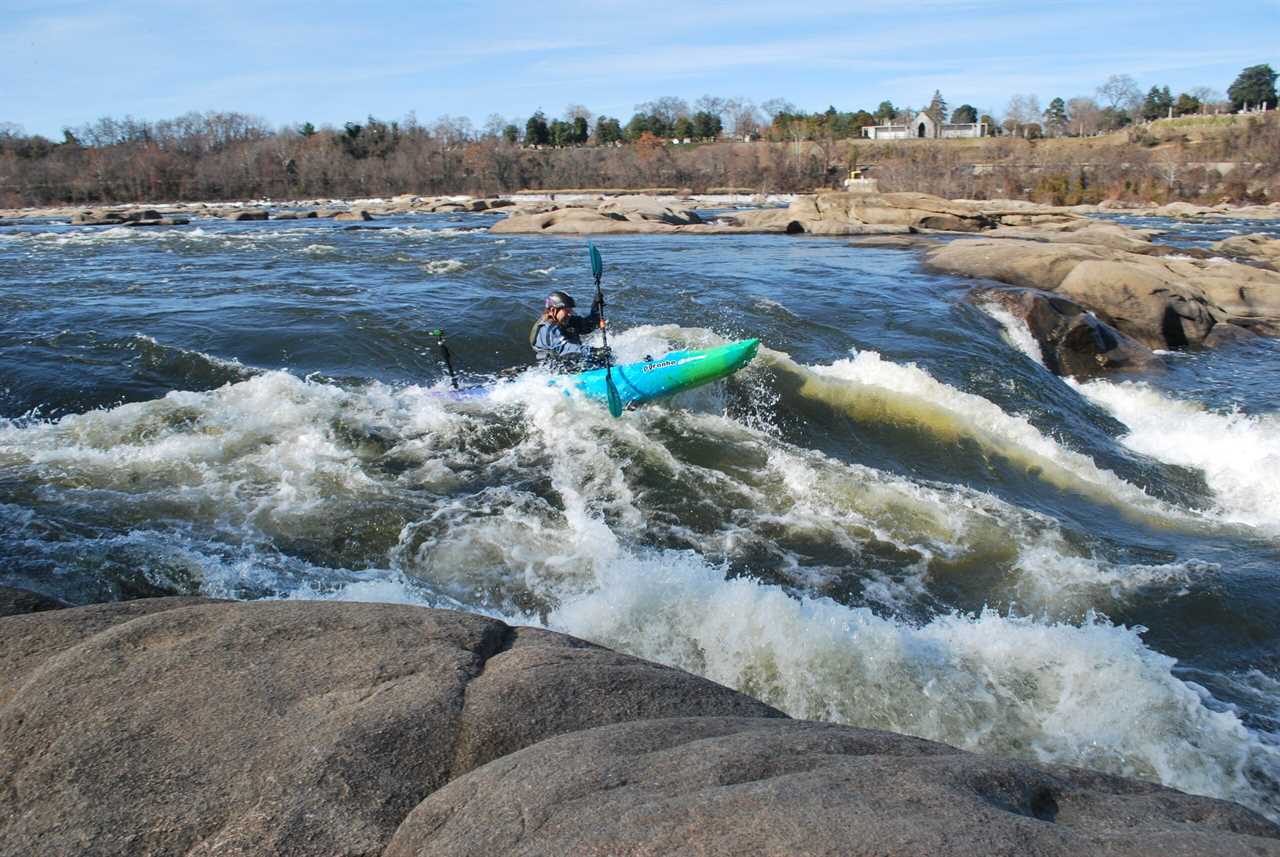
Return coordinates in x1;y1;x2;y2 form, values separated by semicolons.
594;278;611;353
429;328;459;389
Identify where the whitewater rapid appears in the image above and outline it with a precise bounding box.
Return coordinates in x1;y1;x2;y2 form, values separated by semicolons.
3;324;1277;819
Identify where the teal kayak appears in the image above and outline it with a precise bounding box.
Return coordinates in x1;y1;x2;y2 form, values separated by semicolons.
568;339;760;407
440;339;760;408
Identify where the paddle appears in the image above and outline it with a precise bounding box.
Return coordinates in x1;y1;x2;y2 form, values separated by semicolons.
589;242;623;418
428;328;459;390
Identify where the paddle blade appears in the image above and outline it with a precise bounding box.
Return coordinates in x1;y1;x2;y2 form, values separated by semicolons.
605;369;623;418
589;242;603;281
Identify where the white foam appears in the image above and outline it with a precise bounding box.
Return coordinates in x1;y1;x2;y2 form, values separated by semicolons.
423;259;465;274
547;549;1279;819
1072;379;1280;531
981;301;1045;366
5;363;1275;817
769;346;1196;528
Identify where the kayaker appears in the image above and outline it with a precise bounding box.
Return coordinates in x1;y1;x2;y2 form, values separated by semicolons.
530;290;611;370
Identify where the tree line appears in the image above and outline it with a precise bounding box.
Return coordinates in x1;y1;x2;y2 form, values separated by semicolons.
0;65;1274;206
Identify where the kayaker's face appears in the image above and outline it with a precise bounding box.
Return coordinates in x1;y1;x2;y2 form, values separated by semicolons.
552;306;574;324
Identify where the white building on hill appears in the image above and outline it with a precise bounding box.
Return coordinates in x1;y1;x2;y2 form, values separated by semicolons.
862;110;987;140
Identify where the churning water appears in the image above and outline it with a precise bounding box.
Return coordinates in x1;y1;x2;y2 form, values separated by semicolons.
2;207;1279;818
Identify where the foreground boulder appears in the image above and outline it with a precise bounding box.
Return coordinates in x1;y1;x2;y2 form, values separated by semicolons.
386;717;1280;857
974;287;1160;378
2;597;1277;856
0;599;777;857
926;239;1280;350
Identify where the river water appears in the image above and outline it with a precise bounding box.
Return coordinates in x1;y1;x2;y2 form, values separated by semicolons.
2;206;1279;818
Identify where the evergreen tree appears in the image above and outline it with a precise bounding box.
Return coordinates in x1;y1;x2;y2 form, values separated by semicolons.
691;110;722;140
1043;97;1069;134
594;116;623;144
524;110;549;145
951;104;978;124
1141;86;1174;121
572;116;589;145
548;119;573;147
927;90;948;122
874;100;896;123
298;122;316;137
1227;64;1278;110
672;116;695;140
624;113;651;141
502;124;519;145
1173;93;1201;116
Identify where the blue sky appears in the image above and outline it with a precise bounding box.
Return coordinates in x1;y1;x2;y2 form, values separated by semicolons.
3;0;1276;136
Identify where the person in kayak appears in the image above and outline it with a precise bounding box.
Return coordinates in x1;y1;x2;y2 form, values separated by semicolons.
530;290;611;370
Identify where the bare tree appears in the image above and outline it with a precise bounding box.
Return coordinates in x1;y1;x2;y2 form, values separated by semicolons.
481;113;506;140
1003;94;1042;136
1151;148;1184;192
761;98;798;121
1189;86;1227;113
564;104;593;123
1097;75;1142;114
432;115;473;146
1066;97;1103;135
715;97;758;138
636;96;690;128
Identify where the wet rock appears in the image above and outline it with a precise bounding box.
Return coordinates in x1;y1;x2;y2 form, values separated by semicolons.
0;585;70;618
974;287;1161;378
597;197;702;224
70;209;164;226
227;209;269;221
925;239;1280;349
0;600;778;857
332;209;373;221
733;191;992;234
984;223;1159;254
847;235;942;250
384;717;1280;857
1212;234;1280;270
1055;260;1220;348
124;217;190;227
491;202;707;234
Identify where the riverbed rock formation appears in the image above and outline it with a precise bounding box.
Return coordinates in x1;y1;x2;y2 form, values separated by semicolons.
926;239;1280;349
974;287;1161;378
1;596;1277;856
1212;233;1280;270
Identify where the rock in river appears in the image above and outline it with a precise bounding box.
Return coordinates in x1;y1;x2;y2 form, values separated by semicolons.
1;597;1277;856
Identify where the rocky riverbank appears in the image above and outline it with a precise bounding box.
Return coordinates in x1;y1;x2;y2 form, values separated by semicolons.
1;590;1277;856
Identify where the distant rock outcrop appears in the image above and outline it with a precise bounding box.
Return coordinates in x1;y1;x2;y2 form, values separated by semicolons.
1212;233;1280;270
490;200;709;234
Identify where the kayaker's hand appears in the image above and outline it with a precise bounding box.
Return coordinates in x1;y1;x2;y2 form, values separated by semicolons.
598;318;607;330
